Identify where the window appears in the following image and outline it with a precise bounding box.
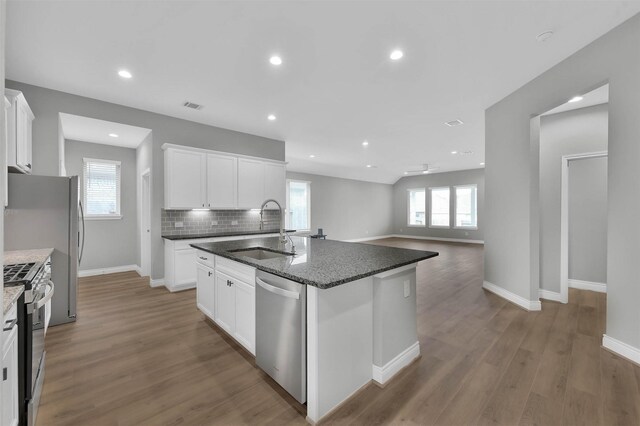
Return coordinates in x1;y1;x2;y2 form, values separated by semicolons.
286;180;310;231
407;188;426;226
83;158;121;219
455;185;478;229
430;187;450;228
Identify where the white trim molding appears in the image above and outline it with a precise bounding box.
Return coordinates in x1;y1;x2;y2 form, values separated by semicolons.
79;264;139;277
568;279;607;293
602;334;640;366
392;234;484;244
483;281;542;311
150;278;165;288
539;289;564;303
372;341;420;386
342;235;395;243
166;282;195;292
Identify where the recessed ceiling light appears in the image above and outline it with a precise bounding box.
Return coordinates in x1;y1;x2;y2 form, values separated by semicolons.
269;56;282;66
108;133;119;138
309;154;315;158
118;69;132;79
267;114;276;121
362;140;369;146
536;30;554;42
480;162;485;165
568;96;583;103
445;119;464;127
390;49;404;61
451;151;458;154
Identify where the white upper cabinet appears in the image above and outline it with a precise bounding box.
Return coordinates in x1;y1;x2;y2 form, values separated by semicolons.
237;158;265;209
5;89;34;174
163;144;285;210
164;148;206;209
263;162;286;208
206;153;237;209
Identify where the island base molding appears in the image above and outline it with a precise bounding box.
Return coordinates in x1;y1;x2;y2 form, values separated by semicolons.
372;341;420;387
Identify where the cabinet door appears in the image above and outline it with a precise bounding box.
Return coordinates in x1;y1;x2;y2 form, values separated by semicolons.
165;149;206;208
16;99;31;172
263;163;286;208
174;248;197;286
237;158;265;209
206;153;237;209
1;327;19;426
196;263;215;320
215;271;235;334
234;280;256;355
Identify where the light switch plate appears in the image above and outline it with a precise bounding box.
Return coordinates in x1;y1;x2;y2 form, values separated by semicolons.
404;280;411;298
175;221;184;228
231;220;238;225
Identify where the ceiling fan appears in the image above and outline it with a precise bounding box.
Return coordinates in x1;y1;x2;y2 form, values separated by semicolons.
403;163;440;175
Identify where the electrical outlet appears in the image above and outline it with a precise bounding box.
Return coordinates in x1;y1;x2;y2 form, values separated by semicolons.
404;280;411;298
231;220;238;225
211;220;218;226
175;221;184;228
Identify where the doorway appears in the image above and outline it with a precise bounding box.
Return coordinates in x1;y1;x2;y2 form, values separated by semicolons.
141;169;151;277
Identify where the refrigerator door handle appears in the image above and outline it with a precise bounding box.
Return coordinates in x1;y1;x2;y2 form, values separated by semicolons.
79;200;86;265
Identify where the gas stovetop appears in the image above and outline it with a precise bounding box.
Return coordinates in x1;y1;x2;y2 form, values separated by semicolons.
4;262;38;285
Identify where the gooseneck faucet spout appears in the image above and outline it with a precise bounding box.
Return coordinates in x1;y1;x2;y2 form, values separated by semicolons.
260;198;293;246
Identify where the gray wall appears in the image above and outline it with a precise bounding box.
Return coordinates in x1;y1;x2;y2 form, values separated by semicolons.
65;140;137;271
485;13;640;349
4;80;285;280
286;171;394;241
568;156;607;284
392;168;484;241
539;104;608;292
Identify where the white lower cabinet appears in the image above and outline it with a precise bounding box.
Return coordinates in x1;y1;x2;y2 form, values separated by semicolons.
2;305;19;426
214;271;236;335
196;263;216;320
233;279;255;353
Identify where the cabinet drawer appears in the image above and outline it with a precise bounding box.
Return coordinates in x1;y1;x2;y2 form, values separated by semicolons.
215;256;256;286
196;250;215;268
2;303;17;351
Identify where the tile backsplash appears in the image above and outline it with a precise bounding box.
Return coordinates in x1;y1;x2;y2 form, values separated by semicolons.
161;209;281;236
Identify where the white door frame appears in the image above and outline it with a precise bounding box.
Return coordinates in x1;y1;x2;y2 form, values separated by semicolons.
141;169;151;277
559;151;608;303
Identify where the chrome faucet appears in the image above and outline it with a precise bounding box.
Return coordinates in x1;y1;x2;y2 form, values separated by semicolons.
259;199;295;253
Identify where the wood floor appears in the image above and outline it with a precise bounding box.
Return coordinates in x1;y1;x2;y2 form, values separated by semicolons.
38;238;640;425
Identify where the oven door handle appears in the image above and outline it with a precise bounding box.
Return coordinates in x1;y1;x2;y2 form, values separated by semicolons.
34;280;55;310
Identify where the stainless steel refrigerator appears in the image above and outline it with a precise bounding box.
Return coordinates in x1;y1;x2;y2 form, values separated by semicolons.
5;174;84;326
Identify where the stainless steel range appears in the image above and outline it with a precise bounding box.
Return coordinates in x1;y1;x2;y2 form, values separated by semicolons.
4;259;54;426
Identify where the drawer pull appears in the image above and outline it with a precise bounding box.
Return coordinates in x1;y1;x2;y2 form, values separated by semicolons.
198;256;208;260
3;318;17;332
208;271;212;277
3;367;6;381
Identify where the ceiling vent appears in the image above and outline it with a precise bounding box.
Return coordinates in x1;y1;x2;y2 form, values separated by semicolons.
183;101;203;110
444;119;464;127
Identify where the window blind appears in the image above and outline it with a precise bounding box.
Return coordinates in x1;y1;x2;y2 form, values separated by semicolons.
83;158;121;216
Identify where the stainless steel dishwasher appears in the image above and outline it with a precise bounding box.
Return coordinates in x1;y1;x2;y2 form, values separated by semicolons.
255;270;306;404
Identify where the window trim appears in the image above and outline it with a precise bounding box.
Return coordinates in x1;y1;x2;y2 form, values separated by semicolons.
406;188;426;227
453;184;478;230
285;179;311;232
429;186;451;229
83;157;122;220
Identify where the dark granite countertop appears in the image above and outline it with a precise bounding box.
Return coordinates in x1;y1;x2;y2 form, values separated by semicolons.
162;229;296;241
191;236;438;289
3;285;24;315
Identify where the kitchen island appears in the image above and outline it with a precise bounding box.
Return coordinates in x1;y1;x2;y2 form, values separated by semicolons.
191;236;438;423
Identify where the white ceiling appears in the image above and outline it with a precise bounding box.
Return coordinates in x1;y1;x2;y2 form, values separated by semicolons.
6;1;640;184
60;113;151;149
542;83;609;116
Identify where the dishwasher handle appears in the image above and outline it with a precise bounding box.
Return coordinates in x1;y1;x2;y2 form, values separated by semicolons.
256;277;300;300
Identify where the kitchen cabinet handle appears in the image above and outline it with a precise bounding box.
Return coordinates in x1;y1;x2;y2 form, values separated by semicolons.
3;318;17;332
256;277;300;300
3;367;6;381
26;163;31;168
208;271;212;277
198;256;208;260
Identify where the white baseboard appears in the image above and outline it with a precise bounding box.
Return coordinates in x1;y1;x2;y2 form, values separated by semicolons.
483;281;541;311
372;341;420;386
539;289;564;303
167;282;195;292
392;234;484;244
150;278;165;288
602;334;640;366
568;279;607;293
79;264;139;277
342;235;395;243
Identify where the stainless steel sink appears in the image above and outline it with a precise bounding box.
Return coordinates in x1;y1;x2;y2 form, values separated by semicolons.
230;248;294;260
